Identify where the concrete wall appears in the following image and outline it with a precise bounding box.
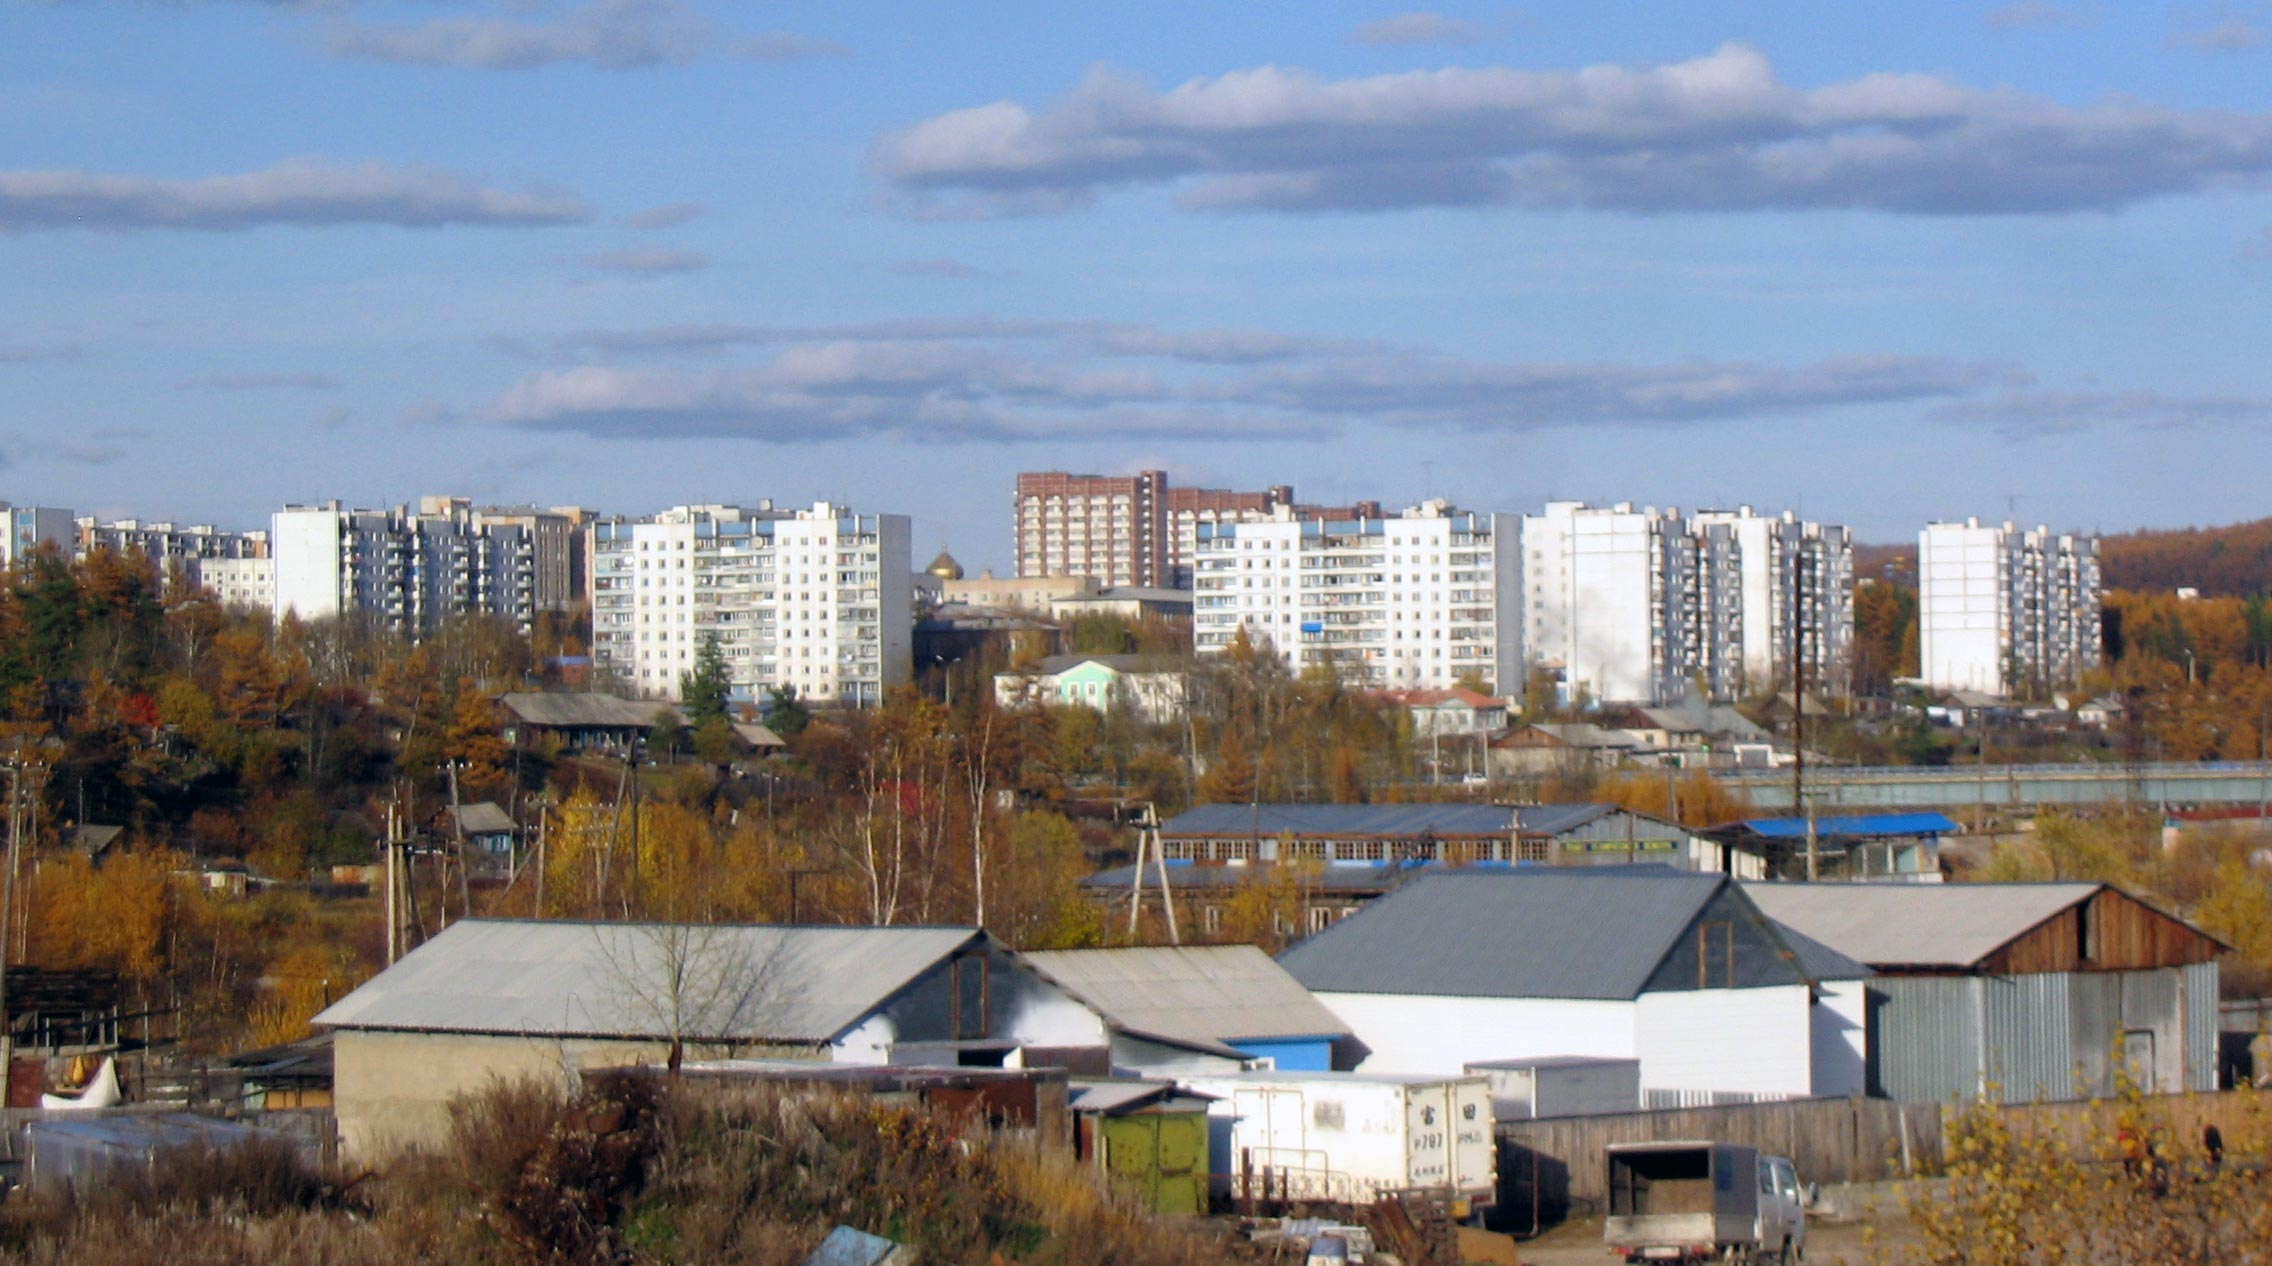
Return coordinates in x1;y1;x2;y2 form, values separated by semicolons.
331;1029;796;1160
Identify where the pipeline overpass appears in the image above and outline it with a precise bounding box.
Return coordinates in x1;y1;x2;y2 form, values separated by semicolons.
1714;761;2272;814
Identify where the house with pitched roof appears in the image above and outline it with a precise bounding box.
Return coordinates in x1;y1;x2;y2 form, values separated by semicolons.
1277;869;1869;1104
314;920;1109;1157
1021;945;1351;1075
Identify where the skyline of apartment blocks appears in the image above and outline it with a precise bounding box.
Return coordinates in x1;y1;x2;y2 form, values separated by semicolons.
1920;518;2103;695
1519;502;1853;706
0;504;75;568
589;501;911;707
78;517;269;573
271;499;574;634
1192;500;1519;691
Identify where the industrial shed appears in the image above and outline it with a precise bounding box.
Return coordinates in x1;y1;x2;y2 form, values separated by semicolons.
1277;869;1870;1104
1153;803;1756;875
1022;945;1351;1074
314;920;1108;1158
1743;882;2225;1103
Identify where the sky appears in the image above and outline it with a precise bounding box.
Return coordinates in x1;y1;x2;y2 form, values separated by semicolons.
8;0;2272;572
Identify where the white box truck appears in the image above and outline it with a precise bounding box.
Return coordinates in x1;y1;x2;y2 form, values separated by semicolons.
1179;1071;1496;1215
1604;1141;1806;1264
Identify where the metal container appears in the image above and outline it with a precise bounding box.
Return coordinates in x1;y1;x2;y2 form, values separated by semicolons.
1179;1071;1496;1210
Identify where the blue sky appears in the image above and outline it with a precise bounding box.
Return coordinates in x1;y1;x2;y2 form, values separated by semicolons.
8;0;2272;571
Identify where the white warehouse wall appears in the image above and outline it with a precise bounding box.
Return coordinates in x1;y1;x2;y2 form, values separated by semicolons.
1634;985;1814;1098
1313;992;1637;1075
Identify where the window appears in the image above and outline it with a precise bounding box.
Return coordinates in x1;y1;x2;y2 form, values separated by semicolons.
2076;900;2096;963
1697;920;1734;988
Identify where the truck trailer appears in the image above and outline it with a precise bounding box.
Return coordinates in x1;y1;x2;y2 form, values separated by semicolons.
1179;1071;1496;1214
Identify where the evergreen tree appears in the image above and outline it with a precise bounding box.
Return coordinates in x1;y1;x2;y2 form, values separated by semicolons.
678;634;732;729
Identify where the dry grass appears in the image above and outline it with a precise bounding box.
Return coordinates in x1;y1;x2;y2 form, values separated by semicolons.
0;1074;1253;1266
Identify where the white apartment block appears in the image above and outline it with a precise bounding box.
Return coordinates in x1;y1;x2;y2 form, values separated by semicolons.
1520;502;1852;706
194;556;275;611
78;518;268;577
271;499;560;634
0;504;74;568
1191;500;1518;691
589;501;912;707
1920;519;2102;696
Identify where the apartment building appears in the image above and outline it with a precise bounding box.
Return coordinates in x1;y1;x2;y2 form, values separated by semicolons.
1920;519;2102;696
271;500;561;634
194;556;275;611
1191;500;1518;691
0;504;74;568
588;501;911;707
418;497;581;611
78;517;269;575
1016;470;1387;589
1520;502;1853;706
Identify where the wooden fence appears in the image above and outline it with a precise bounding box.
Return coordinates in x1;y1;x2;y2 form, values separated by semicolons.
1493;1097;1944;1231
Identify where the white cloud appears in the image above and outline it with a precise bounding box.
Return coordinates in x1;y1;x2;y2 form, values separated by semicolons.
875;43;2272;217
617;201;707;229
1352;12;1490;46
2173;20;2267;51
1984;2;2095;30
457;318;2021;445
0;159;588;230
177;370;339;390
580;247;711;275
326;0;839;69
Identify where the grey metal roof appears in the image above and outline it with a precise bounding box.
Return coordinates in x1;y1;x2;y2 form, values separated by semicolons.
498;692;677;729
1763;919;1872;982
1029;654;1168;675
313;919;982;1044
1022;945;1350;1055
1277;869;1731;1001
449;802;515;835
1741;882;2098;970
1161;804;1519;838
1513;804;1623;836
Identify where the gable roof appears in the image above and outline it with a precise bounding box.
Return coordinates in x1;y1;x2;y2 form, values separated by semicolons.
1741;882;2098;969
448;802;515;835
1278;869;1755;1001
313;919;983;1044
497;692;677;729
1160;804;1518;838
1022;945;1349;1057
1030;654;1160;676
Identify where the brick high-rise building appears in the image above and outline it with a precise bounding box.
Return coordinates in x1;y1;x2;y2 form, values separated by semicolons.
1016;471;1357;589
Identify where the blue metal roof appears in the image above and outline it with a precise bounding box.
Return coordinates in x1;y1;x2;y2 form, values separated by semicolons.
1738;812;1960;840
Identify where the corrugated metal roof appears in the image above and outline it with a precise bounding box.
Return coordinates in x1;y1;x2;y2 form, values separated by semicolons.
1161;804;1518;838
497;692;677;728
1514;804;1620;836
1741;882;2098;969
1766;920;1872;982
313;919;981;1043
449;802;515;835
1022;945;1350;1054
1081;863;1425;894
1277;870;1729;1001
1737;813;1961;839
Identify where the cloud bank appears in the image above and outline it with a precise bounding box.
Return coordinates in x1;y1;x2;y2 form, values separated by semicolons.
327;0;840;69
450;317;2018;445
0;159;588;230
875;42;2272;217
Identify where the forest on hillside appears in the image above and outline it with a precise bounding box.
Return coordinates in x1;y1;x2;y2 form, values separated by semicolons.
1857;515;2272;598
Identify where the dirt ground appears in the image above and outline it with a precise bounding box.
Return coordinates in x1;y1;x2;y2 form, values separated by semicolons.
1498;1185;1920;1266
